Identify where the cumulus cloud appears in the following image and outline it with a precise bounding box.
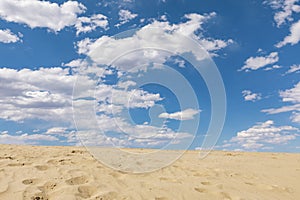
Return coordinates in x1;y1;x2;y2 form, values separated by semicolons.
0;29;21;43
262;82;300;123
0;0;85;32
0;0;108;34
240;52;279;71
116;9;138;27
77;12;232;70
0;66;164;122
158;108;200;120
75;14;108;35
0;67;83;122
242;90;262;102
276;19;300;47
222;120;299;150
199;38;234;55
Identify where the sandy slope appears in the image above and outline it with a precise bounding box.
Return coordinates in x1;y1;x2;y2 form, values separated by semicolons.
0;144;299;200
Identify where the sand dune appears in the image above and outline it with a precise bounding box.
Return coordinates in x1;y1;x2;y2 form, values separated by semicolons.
0;144;299;200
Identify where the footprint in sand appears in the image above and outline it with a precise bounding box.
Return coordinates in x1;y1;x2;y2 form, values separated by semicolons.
0;182;9;193
194;187;207;193
219;191;232;200
244;182;254;186
66;176;88;185
47;159;71;165
35;165;48;171
22;179;38;185
41;181;57;191
95;191;118;200
155;197;168;200
201;181;211;185
31;192;47;200
77;185;97;198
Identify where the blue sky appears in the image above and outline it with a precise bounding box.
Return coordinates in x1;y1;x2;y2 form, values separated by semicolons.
0;0;299;152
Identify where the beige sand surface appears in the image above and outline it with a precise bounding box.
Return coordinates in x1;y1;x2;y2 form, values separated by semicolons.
0;144;299;200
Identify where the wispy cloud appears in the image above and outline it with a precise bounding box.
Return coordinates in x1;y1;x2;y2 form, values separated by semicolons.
0;29;21;43
265;0;300;27
240;52;279;71
276;20;300;47
262;82;300;123
158;108;200;121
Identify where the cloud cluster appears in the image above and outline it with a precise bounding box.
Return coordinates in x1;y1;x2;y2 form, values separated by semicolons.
266;0;300;27
240;52;279;71
0;67;78;122
0;65;194;147
242;90;262;102
266;0;300;47
222;120;299;150
0;29;21;43
0;0;108;34
115;9;138;27
0;130;59;145
75;14;108;35
262;82;300;123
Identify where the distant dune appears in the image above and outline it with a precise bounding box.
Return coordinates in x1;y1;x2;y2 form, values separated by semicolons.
0;144;299;200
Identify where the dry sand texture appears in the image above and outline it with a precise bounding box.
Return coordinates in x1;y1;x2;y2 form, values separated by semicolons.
0;144;299;200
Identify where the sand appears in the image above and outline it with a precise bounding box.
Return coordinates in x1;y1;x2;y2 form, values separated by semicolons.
0;144;299;200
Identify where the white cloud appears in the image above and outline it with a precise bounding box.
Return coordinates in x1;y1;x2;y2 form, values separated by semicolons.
160;15;167;21
280;82;300;103
0;131;58;145
0;67;79;122
276;19;300;47
77;12;232;70
116;9;138;27
285;64;300;74
222;120;299;150
158;108;200;120
0;29;21;43
0;66;188;147
199;38;234;54
240;52;279;71
264;64;282;71
75;14;108;35
262;104;300;114
0;0;108;34
45;127;68;135
262;82;300;123
0;66;163;122
0;0;86;32
242;90;262;102
173;58;186;68
76;117;192;147
266;0;300;27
